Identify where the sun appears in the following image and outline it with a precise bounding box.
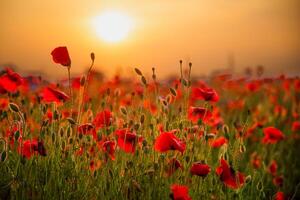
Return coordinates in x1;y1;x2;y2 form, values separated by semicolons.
92;11;133;43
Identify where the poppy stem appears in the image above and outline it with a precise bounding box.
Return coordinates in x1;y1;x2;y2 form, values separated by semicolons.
67;66;73;109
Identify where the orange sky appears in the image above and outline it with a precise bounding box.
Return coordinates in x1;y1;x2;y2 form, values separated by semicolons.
0;0;300;79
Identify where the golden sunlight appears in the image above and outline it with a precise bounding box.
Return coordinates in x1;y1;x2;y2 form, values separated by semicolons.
92;11;133;43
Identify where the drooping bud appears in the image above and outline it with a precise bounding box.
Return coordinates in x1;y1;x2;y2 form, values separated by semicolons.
9;103;20;113
90;52;95;62
134;68;143;76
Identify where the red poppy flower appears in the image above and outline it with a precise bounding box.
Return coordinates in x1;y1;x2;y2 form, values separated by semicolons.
101;140;116;161
167;158;183;176
51;46;71;67
274;191;286;200
41;87;69;103
273;175;284;187
18;139;46;159
154;131;186;153
93;109;112;129
115;129;142;153
292;121;300;132
190;162;211;177
0;98;9;109
191;87;219;102
246;80;261;92
72;77;81;90
262;127;285;144
188;107;212;123
78;123;97;140
250;152;261;169
216;159;245;189
0;68;23;93
170;184;192;200
268;160;278;176
210;136;228;148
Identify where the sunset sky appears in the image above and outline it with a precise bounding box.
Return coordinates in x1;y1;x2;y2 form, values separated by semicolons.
0;0;299;79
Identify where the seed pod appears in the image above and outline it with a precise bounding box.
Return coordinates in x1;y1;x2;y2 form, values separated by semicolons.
134;68;143;76
169;87;177;97
9;103;20;113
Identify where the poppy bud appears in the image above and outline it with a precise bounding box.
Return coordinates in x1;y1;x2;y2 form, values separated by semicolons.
239;144;246;153
9;103;20;113
182;79;188;87
80;75;86;86
59;128;64;137
120;107;127;115
141;76;147;86
245;175;252;184
14;130;20;141
1;151;7;162
134;68;143;76
140;115;145;124
67;117;76;125
90;52;95;61
169;87;177;96
179;60;183;64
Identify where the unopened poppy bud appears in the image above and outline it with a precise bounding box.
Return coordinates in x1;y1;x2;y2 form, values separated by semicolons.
222;124;229;135
239;144;246;153
90;52;95;61
141;76;147;86
169;87;177;97
140;115;145;124
120;107;127;115
245;175;252;183
134;68;143;76
179;60;183;64
132;180;142;192
14;130;20;141
80;75;86;86
54;110;59;120
206;133;216;140
256;181;264;191
182;79;188;87
189;62;192;68
67;117;76;125
59;128;64;137
134;123;140;131
67;126;72;138
9;103;20;112
1;151;7;162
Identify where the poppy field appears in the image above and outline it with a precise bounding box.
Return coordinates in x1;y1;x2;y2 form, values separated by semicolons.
0;47;300;200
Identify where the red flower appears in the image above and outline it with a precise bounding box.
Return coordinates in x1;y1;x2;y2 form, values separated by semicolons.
262;127;285;144
268;160;278;176
101;140;116;161
42;87;69;103
78;123;97;140
18;139;46;159
72;77;81;90
154;131;186;153
170;184;192;200
93;109;112;129
292;121;300;132
51;46;71;67
0;98;9;109
210;136;228;148
191;87;219;102
190;162;211;177
250;152;261;169
115;129;142;153
0;68;23;93
216;159;245;189
188;107;212;123
274;191;286;200
273;175;284;187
